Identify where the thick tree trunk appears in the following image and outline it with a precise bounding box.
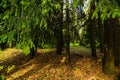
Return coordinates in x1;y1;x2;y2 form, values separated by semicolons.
98;11;105;53
57;2;63;55
66;0;71;63
113;18;120;66
103;18;115;74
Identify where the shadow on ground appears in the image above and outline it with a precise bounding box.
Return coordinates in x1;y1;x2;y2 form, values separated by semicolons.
0;49;117;80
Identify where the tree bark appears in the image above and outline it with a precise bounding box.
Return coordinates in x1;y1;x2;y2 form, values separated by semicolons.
29;26;38;59
113;18;120;66
98;11;105;53
66;0;71;63
30;36;37;59
103;18;115;74
91;19;97;58
88;1;97;58
57;1;63;55
30;47;36;59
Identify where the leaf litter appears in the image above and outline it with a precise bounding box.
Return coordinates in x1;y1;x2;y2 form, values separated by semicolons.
0;48;119;80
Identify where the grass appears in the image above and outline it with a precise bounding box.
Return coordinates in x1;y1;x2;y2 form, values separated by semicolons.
70;42;101;56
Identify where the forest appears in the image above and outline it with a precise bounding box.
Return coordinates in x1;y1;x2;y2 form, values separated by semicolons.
0;0;120;80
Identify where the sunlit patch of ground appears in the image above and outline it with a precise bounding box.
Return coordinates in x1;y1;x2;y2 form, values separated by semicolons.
0;47;119;80
0;48;22;61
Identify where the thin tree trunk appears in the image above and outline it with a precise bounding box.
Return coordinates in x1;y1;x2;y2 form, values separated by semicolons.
91;19;97;58
30;37;37;59
66;0;71;63
98;11;105;53
88;1;97;58
30;47;36;59
57;2;63;55
29;25;38;59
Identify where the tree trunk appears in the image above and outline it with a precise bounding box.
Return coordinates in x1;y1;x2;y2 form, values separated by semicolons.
98;11;105;53
57;2;63;55
30;38;37;59
113;18;120;66
103;18;115;74
30;47;36;59
29;25;38;59
66;0;71;63
91;19;97;58
88;1;97;58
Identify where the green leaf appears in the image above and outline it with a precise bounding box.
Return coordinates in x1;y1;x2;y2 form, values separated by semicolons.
40;17;47;27
0;0;7;8
42;9;48;15
17;39;35;55
0;34;7;43
92;11;98;19
3;11;10;20
54;4;60;10
36;15;39;25
0;66;4;71
7;65;15;73
101;13;108;20
0;75;5;80
20;1;30;10
15;7;18;16
20;1;30;5
112;11;120;18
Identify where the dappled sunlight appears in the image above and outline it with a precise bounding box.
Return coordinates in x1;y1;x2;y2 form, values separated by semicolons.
0;48;118;80
0;48;22;61
6;64;36;80
37;48;56;54
1;0;120;79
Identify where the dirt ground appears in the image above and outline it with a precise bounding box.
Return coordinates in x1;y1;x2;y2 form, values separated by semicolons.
0;48;119;80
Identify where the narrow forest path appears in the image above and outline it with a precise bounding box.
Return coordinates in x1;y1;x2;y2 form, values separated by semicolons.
0;48;119;80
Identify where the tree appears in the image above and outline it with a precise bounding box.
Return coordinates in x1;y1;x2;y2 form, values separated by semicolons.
98;11;105;53
113;18;120;66
91;0;120;74
56;0;63;55
0;0;60;58
103;18;115;74
66;0;71;63
88;0;97;58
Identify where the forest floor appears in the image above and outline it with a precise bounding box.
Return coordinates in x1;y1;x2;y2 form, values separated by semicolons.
0;47;120;80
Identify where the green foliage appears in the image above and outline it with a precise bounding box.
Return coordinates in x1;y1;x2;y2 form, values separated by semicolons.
17;39;34;55
72;0;84;8
0;66;4;71
0;66;4;80
0;75;5;80
0;65;15;80
0;0;7;8
91;0;120;20
91;11;98;19
79;27;90;47
0;0;60;54
7;65;15;73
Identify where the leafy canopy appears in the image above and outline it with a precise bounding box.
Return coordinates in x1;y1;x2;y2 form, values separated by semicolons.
0;0;60;54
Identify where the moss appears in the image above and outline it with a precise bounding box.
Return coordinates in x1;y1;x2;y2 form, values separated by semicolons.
103;49;116;74
103;61;115;74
